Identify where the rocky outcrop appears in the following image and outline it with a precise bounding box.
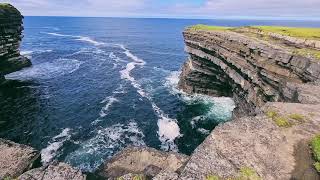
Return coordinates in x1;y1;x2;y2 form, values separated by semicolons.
0;3;31;83
19;163;86;180
0;138;40;179
97;147;189;179
179;28;320;116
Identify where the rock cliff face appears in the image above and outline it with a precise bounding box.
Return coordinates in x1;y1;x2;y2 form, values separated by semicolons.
0;3;31;84
179;28;320;116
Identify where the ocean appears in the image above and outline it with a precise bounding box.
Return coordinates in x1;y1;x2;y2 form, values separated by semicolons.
0;17;319;172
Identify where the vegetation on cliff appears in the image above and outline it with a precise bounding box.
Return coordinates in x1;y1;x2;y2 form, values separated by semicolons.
311;135;320;172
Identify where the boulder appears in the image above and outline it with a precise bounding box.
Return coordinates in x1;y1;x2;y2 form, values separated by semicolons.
19;163;86;180
0;138;40;179
96;147;189;179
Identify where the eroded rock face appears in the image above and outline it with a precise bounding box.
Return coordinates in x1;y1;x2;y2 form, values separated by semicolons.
0;138;40;179
179;29;320;116
19;163;86;180
97;147;189;179
0;4;31;80
179;103;320;180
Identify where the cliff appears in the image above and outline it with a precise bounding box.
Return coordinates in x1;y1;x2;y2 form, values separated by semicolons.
177;25;320;180
0;3;31;84
179;25;320;116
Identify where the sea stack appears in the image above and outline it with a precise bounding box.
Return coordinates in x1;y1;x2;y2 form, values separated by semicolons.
0;3;31;84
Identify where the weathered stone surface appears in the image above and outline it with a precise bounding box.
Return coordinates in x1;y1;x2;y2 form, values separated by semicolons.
0;138;40;179
179;103;320;180
97;147;189;179
19;163;86;180
153;170;179;180
0;4;31;81
179;29;320;116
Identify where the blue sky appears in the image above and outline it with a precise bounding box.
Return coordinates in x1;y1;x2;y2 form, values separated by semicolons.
5;0;320;20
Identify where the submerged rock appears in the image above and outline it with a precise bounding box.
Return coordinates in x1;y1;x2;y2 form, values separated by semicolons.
19;162;86;180
0;138;40;179
96;146;189;179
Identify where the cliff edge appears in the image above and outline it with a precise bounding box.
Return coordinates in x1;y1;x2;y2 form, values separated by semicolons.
178;25;320;180
0;3;31;84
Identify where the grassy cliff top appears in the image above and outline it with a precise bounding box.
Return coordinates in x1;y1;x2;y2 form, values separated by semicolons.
188;24;320;40
0;3;21;15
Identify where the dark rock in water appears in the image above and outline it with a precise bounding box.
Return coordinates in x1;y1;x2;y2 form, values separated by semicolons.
96;146;189;179
0;138;40;179
19;162;86;180
0;3;31;81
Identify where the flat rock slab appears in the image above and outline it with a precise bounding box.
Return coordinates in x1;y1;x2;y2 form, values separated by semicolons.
0;138;40;179
19;163;86;180
97;146;189;179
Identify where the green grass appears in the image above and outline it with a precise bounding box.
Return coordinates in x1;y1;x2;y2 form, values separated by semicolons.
239;167;261;180
0;3;12;8
294;48;320;60
252;26;320;40
314;162;320;173
311;135;320;162
266;110;278;119
274;116;292;127
288;113;305;122
188;24;232;31
206;175;220;180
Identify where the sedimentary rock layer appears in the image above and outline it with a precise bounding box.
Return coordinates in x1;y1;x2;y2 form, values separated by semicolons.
179;29;320;115
0;4;31;84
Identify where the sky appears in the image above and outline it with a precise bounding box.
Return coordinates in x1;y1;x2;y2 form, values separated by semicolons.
4;0;320;20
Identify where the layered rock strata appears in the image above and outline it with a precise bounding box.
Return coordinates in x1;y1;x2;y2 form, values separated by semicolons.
179;28;320;115
0;3;31;84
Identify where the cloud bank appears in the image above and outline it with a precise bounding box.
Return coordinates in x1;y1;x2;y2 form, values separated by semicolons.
5;0;320;20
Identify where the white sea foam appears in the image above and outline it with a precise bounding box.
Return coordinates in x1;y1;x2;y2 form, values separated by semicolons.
118;45;181;150
99;96;119;117
46;32;105;46
5;58;83;80
41;128;72;164
165;71;236;123
65;121;145;172
75;36;105;46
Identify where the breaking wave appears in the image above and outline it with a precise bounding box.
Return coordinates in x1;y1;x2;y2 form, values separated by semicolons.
65;121;145;172
41;128;72;164
46;32;105;46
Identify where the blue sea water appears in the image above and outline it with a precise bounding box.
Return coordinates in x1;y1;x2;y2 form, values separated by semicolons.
0;17;319;172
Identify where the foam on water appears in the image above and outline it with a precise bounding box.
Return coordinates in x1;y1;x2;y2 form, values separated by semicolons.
118;45;181;150
46;32;105;46
99;96;119;118
165;71;235;123
5;58;83;80
41;128;72;164
65;121;145;172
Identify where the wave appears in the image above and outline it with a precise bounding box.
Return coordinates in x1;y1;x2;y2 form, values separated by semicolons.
41;128;72;164
165;71;236;122
118;45;181;151
99;96;119;118
46;32;105;46
65;121;145;172
6;58;83;81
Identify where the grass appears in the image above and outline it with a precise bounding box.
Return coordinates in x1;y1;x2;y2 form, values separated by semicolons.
294;48;320;60
274;116;292;127
239;167;261;180
188;24;232;31
252;26;320;40
288;113;305;122
206;175;220;180
314;162;320;173
266;110;278;119
311;135;320;162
